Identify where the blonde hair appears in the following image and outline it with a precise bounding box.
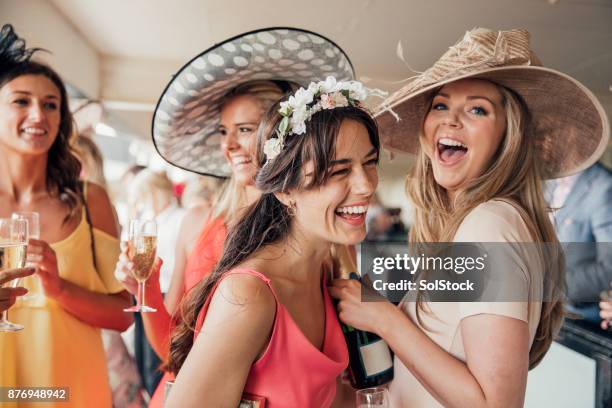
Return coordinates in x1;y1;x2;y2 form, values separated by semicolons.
407;83;565;369
212;80;288;221
129;169;176;210
74;134;107;188
181;176;225;209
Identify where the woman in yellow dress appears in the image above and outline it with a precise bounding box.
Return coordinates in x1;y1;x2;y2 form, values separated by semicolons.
0;24;132;407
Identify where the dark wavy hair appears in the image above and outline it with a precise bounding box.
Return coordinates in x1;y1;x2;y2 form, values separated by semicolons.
1;24;83;222
166;101;380;374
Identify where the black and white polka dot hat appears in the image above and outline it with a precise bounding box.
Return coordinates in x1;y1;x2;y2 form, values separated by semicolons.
152;27;355;177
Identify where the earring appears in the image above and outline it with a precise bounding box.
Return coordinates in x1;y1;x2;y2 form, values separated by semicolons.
287;200;297;216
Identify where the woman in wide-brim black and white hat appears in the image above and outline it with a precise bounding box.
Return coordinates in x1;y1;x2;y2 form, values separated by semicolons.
330;27;609;407
113;27;355;407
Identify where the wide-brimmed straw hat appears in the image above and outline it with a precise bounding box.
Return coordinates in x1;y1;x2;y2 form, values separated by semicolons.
375;28;610;179
152;27;354;177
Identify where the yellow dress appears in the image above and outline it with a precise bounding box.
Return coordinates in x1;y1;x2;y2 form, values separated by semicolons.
0;189;123;408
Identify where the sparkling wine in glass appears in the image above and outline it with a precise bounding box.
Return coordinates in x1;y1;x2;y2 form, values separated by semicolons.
124;219;157;313
355;387;390;408
11;212;40;301
0;218;28;332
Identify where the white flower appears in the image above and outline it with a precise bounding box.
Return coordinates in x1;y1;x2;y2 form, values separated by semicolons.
292;121;306;135
264;137;283;161
279;101;292;116
307;81;320;95
346;81;368;100
320;76;338;94
291;106;308;126
290;87;314;108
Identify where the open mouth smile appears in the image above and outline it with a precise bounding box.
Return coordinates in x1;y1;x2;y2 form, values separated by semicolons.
436;137;468;166
335;203;368;226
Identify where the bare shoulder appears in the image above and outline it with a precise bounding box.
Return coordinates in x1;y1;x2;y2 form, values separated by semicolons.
214;273;276;312
205;272;276;332
85;182;119;237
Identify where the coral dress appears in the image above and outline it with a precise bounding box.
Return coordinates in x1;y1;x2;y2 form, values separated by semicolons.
149;216;227;407
192;268;348;408
0;186;123;408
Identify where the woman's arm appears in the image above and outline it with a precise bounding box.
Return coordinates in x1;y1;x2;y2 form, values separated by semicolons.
166;273;276;407
114;205;211;359
330;279;529;408
30;183;132;331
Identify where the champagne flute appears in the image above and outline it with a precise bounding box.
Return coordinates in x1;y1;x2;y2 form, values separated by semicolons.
11;212;40;301
356;387;390;408
0;217;28;332
123;219;157;313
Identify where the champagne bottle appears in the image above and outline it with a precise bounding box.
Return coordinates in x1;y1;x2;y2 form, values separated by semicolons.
331;244;394;389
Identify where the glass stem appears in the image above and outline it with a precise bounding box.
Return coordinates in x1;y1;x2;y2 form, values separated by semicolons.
138;281;145;307
0;310;9;324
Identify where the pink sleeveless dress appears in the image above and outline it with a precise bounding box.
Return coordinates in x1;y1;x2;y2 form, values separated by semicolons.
193;268;349;408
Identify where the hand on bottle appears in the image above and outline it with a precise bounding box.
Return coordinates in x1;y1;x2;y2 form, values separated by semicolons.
27;238;64;299
329;276;395;335
0;267;35;311
114;241;163;296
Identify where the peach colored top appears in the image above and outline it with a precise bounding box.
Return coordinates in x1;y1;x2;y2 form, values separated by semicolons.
389;200;544;408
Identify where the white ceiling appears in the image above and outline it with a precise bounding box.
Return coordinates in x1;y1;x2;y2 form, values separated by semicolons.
47;0;612;141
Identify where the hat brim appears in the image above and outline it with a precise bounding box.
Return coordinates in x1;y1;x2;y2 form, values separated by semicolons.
152;27;355;177
376;65;610;179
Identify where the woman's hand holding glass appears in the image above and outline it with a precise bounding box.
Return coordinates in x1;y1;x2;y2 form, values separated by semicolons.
12;212;41;300
121;219;159;313
115;241;163;299
0;217;29;331
26;238;65;299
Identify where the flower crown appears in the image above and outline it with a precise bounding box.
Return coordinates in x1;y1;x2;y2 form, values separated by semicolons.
263;77;386;162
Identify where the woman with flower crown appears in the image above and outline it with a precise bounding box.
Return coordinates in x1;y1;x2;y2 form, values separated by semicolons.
164;78;382;407
112;28;358;406
330;28;609;407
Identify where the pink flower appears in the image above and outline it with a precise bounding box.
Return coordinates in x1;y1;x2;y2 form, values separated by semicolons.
320;93;335;109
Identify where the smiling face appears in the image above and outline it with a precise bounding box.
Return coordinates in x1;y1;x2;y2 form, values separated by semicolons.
422;79;507;197
219;94;263;187
0;74;62;156
289;119;379;245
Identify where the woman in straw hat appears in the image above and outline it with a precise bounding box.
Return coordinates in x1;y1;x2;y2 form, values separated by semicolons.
112;27;356;406
331;28;609;407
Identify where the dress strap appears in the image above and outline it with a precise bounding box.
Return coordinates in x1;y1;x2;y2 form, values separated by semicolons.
80;180;98;270
213;268;277;302
194;269;278;335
